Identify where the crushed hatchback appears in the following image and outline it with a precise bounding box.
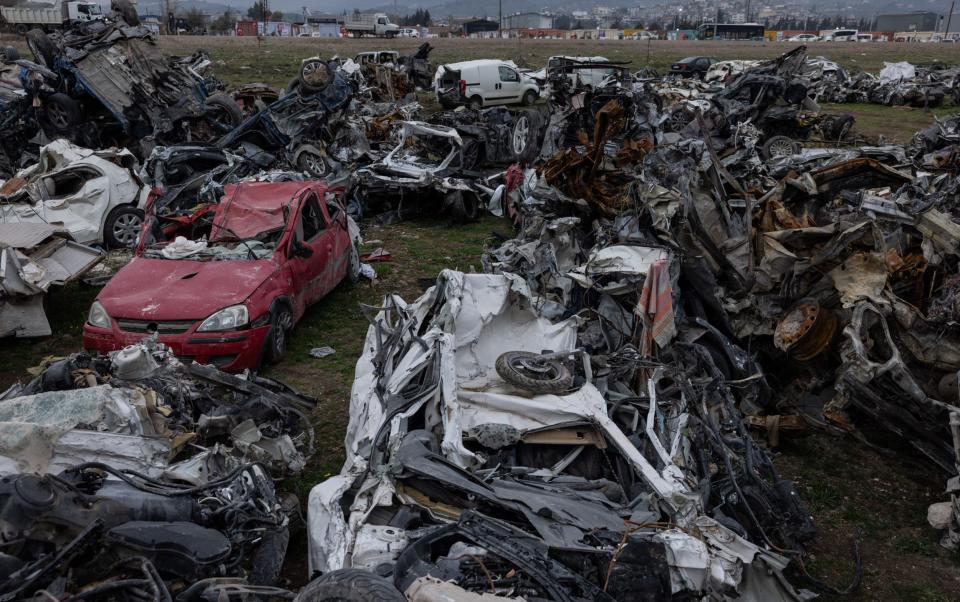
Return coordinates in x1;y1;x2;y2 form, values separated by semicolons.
83;180;360;371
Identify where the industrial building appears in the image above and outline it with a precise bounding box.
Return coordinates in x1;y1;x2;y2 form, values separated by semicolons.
503;12;554;29
876;11;940;32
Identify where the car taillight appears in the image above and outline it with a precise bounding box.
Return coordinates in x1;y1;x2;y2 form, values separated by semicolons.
459;79;467;95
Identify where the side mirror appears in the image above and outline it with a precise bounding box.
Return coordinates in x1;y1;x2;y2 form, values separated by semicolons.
291;240;313;258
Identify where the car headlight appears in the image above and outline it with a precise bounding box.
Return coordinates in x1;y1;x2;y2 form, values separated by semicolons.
197;304;248;332
87;300;111;329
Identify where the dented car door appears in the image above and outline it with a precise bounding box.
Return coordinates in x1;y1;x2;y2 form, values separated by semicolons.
286;192;335;312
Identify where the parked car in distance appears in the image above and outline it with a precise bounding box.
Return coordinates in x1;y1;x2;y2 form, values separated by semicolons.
668;56;716;79
788;33;819;42
398;28;421;38
435;60;540;109
822;29;857;41
83;180;360;372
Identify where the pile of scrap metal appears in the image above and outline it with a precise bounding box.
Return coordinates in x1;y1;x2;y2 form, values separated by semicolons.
0;223;101;337
23;21;240;155
800;57;960;108
302;270;817;600
0;337;314;597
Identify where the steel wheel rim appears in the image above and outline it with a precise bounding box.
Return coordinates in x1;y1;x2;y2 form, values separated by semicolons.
113;213;141;245
512;356;561;380
769;138;795;157
47;103;70;129
275;311;292;354
512;116;529;155
302;153;326;176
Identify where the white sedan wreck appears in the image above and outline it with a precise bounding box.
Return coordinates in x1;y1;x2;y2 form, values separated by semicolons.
0;139;147;248
306;270;816;601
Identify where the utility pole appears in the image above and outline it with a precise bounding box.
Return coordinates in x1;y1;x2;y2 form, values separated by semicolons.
745;0;751;22
498;0;502;36
946;0;956;39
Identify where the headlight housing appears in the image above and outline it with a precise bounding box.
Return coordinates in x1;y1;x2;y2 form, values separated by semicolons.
87;301;111;329
197;304;248;332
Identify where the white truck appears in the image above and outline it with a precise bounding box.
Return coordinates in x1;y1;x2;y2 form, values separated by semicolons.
343;12;399;38
1;0;104;33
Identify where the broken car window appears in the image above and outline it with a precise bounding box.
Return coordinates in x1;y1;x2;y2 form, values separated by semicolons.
498;66;520;83
300;194;325;241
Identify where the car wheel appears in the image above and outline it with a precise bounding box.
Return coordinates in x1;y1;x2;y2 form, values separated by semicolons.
347;242;361;283
25;29;56;68
522;90;537;105
511;113;536;163
468;95;483;110
112;0;140;25
266;304;294;365
296;148;329;178
2;46;19;62
103;205;144;249
761;135;800;160
296;569;405;602
299;58;331;94
43;93;80;134
204;93;243;127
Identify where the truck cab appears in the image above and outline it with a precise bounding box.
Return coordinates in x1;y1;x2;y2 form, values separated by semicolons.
68;1;103;22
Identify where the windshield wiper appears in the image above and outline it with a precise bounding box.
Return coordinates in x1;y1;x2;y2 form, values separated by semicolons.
211;222;258;260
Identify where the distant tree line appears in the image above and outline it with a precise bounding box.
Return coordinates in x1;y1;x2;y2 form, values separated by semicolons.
399;9;431;26
247;1;283;22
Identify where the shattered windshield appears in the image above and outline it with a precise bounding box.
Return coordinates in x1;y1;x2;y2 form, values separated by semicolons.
143;235;277;261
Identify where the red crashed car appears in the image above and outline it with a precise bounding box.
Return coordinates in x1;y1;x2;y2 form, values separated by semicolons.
83;180;360;371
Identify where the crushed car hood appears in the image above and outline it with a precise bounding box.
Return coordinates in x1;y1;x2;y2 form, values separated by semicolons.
98;257;277;320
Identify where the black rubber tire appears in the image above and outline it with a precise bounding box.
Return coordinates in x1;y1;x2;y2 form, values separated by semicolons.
204;92;243;127
296;569;405;602
761;135;800;160
495;351;572;394
522;90;537;106
43;93;80;134
112;0;140;25
265;303;293;365
468;95;483;110
2;46;19;62
25;29;56;68
347;243;361;283
103;205;144;249
296;148;329;178
248;527;288;586
299;58;331;95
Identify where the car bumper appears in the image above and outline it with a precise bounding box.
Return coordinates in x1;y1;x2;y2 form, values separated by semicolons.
83;322;272;372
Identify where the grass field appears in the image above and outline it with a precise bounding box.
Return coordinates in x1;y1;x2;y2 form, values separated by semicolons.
0;36;959;597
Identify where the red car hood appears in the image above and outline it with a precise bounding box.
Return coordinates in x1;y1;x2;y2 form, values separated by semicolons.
98;257;277;321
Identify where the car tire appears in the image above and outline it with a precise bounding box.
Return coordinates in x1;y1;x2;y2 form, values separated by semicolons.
761;135;800;160
113;0;141;26
296;569;405;602
43;93;80;135
2;46;19;62
103;205;144;249
510;112;537;164
296;148;329;178
25;29;56;68
299;58;332;95
468;95;483;110
204;93;243;128
248;527;288;586
495;350;573;394
347;242;361;283
264;304;293;365
522;90;537;106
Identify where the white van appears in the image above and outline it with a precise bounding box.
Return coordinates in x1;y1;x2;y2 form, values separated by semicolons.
822;29;857;41
434;60;540;109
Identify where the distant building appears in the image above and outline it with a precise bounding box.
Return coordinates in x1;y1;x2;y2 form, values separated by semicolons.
504;12;553;29
462;18;499;35
876;11;940;32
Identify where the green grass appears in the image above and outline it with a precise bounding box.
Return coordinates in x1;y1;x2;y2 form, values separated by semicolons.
827;102;958;144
